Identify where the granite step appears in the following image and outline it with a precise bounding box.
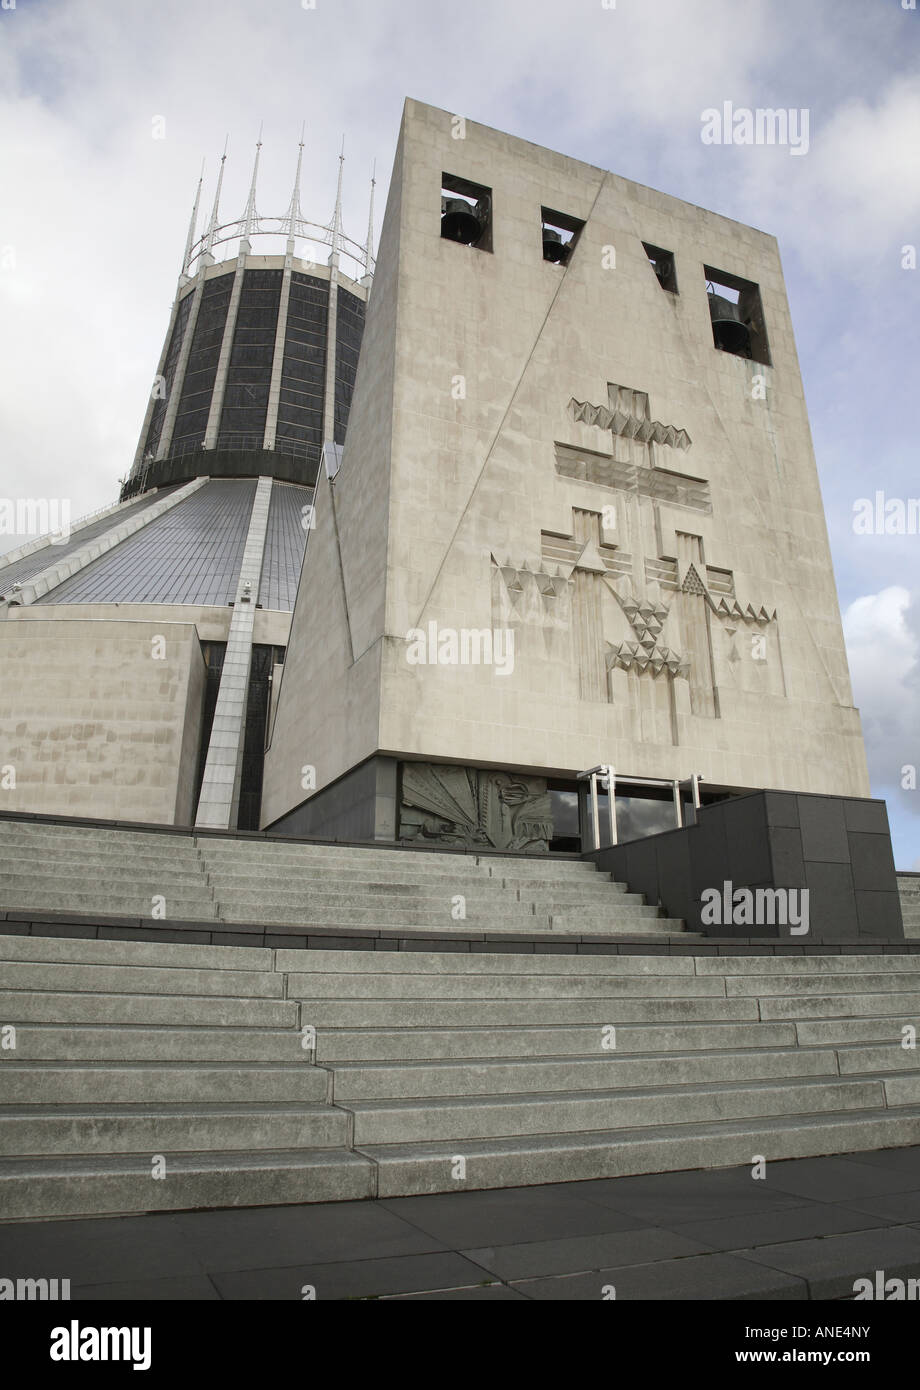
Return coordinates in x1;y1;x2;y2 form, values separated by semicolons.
361;1106;920;1197
345;1075;890;1145
0;989;297;1027
313;1020;800;1061
0;959;282;998
0;1102;345;1157
0;1148;375;1220
5;1024;306;1062
0;1063;328;1106
329;1047;842;1101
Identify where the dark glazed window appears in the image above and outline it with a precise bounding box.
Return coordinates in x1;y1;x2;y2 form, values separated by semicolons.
237;644;285;831
194;641;227;813
143;290;193;459
218;269;283;445
334;288;366;445
277;272;328;456
172;273;233;447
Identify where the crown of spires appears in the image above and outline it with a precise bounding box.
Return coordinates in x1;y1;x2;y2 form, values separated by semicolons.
180;130;376;280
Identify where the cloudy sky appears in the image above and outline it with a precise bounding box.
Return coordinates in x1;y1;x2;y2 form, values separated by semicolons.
1;0;918;864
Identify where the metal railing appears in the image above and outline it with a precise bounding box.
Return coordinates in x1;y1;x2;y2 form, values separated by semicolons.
577;767;705;850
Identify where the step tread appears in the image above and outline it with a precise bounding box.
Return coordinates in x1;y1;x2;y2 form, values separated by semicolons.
343;1073;886;1113
358;1104;920;1158
0;1147;372;1179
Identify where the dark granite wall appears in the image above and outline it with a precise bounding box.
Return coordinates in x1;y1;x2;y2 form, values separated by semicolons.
587;791;904;942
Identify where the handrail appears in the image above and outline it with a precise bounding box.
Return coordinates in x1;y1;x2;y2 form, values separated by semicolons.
577;766;705;849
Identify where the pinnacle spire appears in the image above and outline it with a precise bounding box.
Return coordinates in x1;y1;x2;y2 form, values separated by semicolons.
282;123;306;249
240;124;263;251
363;160;376;279
203;136;229;264
329;136;344;269
180;160;205;280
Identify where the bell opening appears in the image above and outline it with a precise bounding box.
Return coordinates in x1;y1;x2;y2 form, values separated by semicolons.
704;267;771;365
441;174;493;253
642;242;678;294
541;207;584;266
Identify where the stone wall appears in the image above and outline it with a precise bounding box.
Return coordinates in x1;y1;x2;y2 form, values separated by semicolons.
0;618;206;824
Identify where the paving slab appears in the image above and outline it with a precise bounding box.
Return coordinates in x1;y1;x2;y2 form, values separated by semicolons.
378;1185;648;1246
0;1213;207;1285
462;1226;711;1281
737;1224;920;1299
511;1253;805;1301
210;1251;495;1301
756;1155;920;1204
833;1146;920;1174
551;1168;813;1224
670;1203;889;1250
838;1189;920;1224
166;1200;449;1272
383;1282;529;1300
73;1275;220;1301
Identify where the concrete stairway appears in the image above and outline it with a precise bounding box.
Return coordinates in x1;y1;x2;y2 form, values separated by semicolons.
2;934;920;1219
0;935;374;1220
0;823;219;920
898;874;920;939
0;819;687;937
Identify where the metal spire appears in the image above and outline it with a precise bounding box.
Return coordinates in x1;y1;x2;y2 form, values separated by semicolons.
282;123;306;250
180;160;205;279
202;136;229;264
329;136;344;269
363;160;376;278
240;125;263;251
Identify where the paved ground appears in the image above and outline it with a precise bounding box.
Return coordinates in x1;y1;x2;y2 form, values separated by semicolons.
3;1146;920;1300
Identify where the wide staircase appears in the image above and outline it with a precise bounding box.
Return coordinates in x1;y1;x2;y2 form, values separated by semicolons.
0;818;688;937
2;934;919;1220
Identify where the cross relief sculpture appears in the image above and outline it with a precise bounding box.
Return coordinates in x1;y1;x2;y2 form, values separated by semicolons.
491;383;780;724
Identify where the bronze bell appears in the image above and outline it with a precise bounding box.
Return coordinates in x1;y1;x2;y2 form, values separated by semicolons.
708;291;751;356
651;254;674;289
542;228;569;264
441;196;484;245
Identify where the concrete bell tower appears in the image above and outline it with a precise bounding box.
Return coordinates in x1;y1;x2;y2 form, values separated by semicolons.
261;98;869;850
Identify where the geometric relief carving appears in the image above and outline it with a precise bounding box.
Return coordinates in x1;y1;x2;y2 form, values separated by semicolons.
606;588;688;679
505;381;785;720
490;553;572;643
555;443;710;514
399;762;552;852
569;385;692;453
